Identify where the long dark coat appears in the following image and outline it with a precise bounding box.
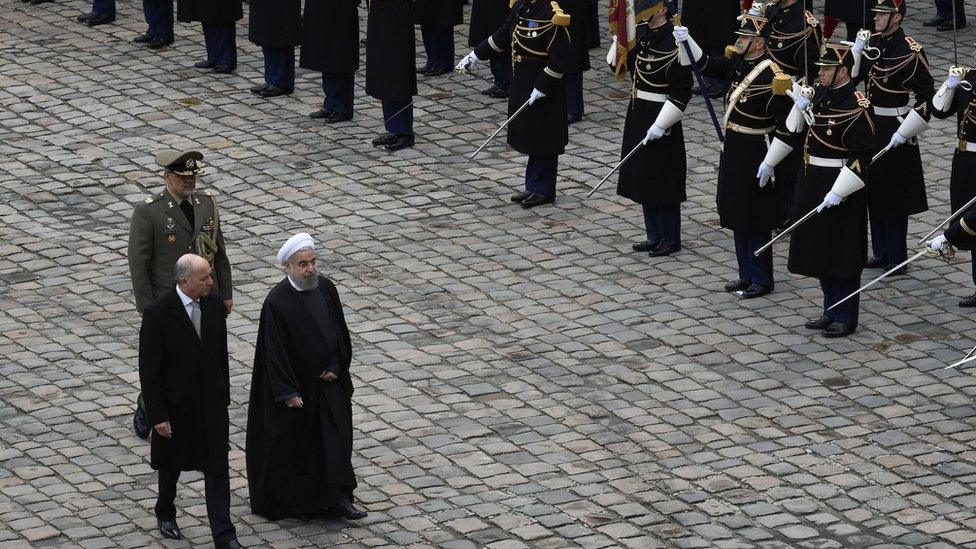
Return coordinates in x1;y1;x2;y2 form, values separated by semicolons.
366;0;418;102
415;0;463;26
468;0;509;47
563;0;590;73
246;277;356;520
681;0;738;50
300;0;361;73
177;0;242;24
933;71;976;213
248;0;301;47
139;290;230;473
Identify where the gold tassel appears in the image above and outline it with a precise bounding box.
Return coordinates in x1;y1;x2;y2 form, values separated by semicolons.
772;73;791;95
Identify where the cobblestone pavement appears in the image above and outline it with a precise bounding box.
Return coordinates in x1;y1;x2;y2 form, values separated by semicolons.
2;1;976;547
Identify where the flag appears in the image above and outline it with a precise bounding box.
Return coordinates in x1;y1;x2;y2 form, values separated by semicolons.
608;0;667;80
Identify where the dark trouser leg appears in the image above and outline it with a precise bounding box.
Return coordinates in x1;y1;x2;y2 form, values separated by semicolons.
202;23;216;64
821;278;834;320
489;56;511;91
564;72;583;116
658;203;680;248
642;205;660;244
159;0;174;41
869;211;885;262
143;0;154;38
935;0;964;23
884;215;909;267
971;252;976;287
322;75;335;111
262;46;295;91
203;22;236;68
382;100;413;136
733;231;753;283
420;24;435;69
749;231;773;287
525;155;557;198
155;469;180;521
324;73;354;116
91;0;115;17
204;469;236;544
438;25;454;70
822;277;859;326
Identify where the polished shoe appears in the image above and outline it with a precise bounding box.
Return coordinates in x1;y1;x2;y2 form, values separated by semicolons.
157;519;181;540
924;16;946;26
510;190;533;203
521;193;555;208
250;82;270;94
736;283;773;299
425;67;452;77
337;499;368;520
487;87;509;99
77;12;93;22
938;21;966;31
865;256;885;268
212;64;236;74
804;315;834;330
723;279;751;293
372;132;396;146
133;403;150;440
823;322;855;338
567;113;583;125
258;85;289;98
648;243;680;257
132;33;151;43
960;293;976;308
147;37;173;49
326;112;353;123
482;85;498;95
86;13;115;26
216;539;243;549
194;60;216;69
309;108;332;119
384;134;415;151
632;240;659;252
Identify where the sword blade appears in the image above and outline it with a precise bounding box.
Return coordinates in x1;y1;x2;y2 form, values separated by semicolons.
946;352;976;370
916;193;976;245
383;101;413;125
827;248;929;311
869;145;890;166
754;207;819;257
587;141;644;198
471;98;533;159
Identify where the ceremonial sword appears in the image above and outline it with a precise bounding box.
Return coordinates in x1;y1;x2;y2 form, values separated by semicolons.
826;243;955;311
946;343;976;370
471;97;533;159
587;140;644;197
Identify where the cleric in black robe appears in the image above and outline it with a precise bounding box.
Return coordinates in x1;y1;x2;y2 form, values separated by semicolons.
246;233;367;521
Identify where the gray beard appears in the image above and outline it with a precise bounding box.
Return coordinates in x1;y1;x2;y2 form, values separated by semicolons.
288;273;319;291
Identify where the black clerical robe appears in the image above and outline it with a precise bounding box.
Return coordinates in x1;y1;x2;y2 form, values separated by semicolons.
245;276;356;519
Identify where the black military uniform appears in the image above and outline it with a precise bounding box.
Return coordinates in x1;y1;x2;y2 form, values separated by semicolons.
617;4;692;257
563;0;591;122
366;0;418;151
301;0;360;121
682;14;792;297
932;67;976;305
788;43;876;337
474;0;572;208
858;0;935;273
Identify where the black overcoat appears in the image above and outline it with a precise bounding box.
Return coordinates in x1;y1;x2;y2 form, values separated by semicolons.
563;0;590;73
415;0;463;27
246;277;357;520
366;0;418;102
249;0;301;47
139;289;230;473
468;0;509;47
681;0;738;50
177;0;243;24
933;71;976;213
300;0;361;73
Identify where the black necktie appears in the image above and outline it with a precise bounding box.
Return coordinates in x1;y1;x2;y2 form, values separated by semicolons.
180;200;195;230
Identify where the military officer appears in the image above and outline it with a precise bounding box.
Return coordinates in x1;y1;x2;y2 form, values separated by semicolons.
457;0;573;209
852;0;935;275
615;0;692;257
786;42;876;337
127;150;234;438
675;13;792;293
931;54;976;306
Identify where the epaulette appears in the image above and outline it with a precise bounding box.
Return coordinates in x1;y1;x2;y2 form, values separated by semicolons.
143;191;165;205
509;0;515;8
855;90;870;108
805;10;818;26
905;36;922;53
770;62;791;95
198;189;212;196
550;1;570;26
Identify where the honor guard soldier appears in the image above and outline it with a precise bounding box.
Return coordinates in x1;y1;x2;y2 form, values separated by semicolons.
179;0;243;73
301;0;360;122
127;150;234;438
615;0;692;257
931;55;976;306
852;0;935;275
132;0;175;49
674;13;792;295
457;0;572;209
366;0;418;151
786;42;876;338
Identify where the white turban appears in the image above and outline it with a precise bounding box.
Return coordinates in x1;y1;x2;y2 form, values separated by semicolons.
277;232;314;265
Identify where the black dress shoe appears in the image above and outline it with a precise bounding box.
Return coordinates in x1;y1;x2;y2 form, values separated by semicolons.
823;322;855;338
157;519;180;540
216;539;243;549
804;315;834;330
132;33;151;43
924;16;946;26
960;293;976;308
736;283;773;299
567;113;583;125
487;87;509;99
648;243;680;257
521;193;555;208
77;12;93;22
724;279;750;293
417;64;432;74
632;240;659;252
372;132;396;146
194;60;215;69
865;256;885;268
325;112;353;124
258;85;288;98
482;85;498;95
147;37;172;49
384;134;414;151
511;190;533;203
250;82;270;94
86;13;115;26
309;108;332;119
212;64;235;74
426;67;452;77
938;21;966;31
337;499;368;520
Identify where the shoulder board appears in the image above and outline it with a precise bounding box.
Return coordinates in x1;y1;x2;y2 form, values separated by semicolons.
854;90;870;108
905;36;922;52
198;189;212;196
805;10;818;26
550;1;570;26
143;191;165;205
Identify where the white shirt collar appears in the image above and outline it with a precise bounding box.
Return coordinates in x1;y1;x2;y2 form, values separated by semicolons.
175;285;196;318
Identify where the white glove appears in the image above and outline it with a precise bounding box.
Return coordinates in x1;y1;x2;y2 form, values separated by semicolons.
756;162;774;188
852;30;869;57
528;88;546;105
673;26;689;43
643;124;665;144
888;132;908;149
947;74;962;90
929;234;948;251
455;51;480;72
817;191;843;212
794;94;811;112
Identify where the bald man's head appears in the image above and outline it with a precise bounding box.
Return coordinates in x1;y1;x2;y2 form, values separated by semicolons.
175;254;213;299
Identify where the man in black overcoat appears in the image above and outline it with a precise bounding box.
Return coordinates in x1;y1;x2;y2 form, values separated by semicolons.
563;0;590;123
139;254;241;548
131;0;175;49
179;0;243;73
302;0;361;122
417;0;464;76
467;0;511;98
248;0;301;96
681;0;739;97
246;233;367;521
366;0;418;151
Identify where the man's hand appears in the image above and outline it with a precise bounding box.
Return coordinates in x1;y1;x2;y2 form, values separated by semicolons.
756;162;774;188
154;421;172;438
817;191;843;212
528;88;546;105
852;29;870;57
929;234;948;251
673;26;690;43
320;371;338;382
285;396;304;408
642;124;666;144
223;298;233;316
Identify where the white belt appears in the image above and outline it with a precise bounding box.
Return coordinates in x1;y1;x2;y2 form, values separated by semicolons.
873;105;910;117
959;140;976;152
635;90;668;103
807;155;845;168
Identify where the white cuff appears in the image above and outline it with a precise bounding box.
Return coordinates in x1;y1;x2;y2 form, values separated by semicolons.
652;100;684;130
786;105;806;133
830;166;865;199
761;138;794;168
932;79;956;113
488;36;503;53
895;109;929;140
